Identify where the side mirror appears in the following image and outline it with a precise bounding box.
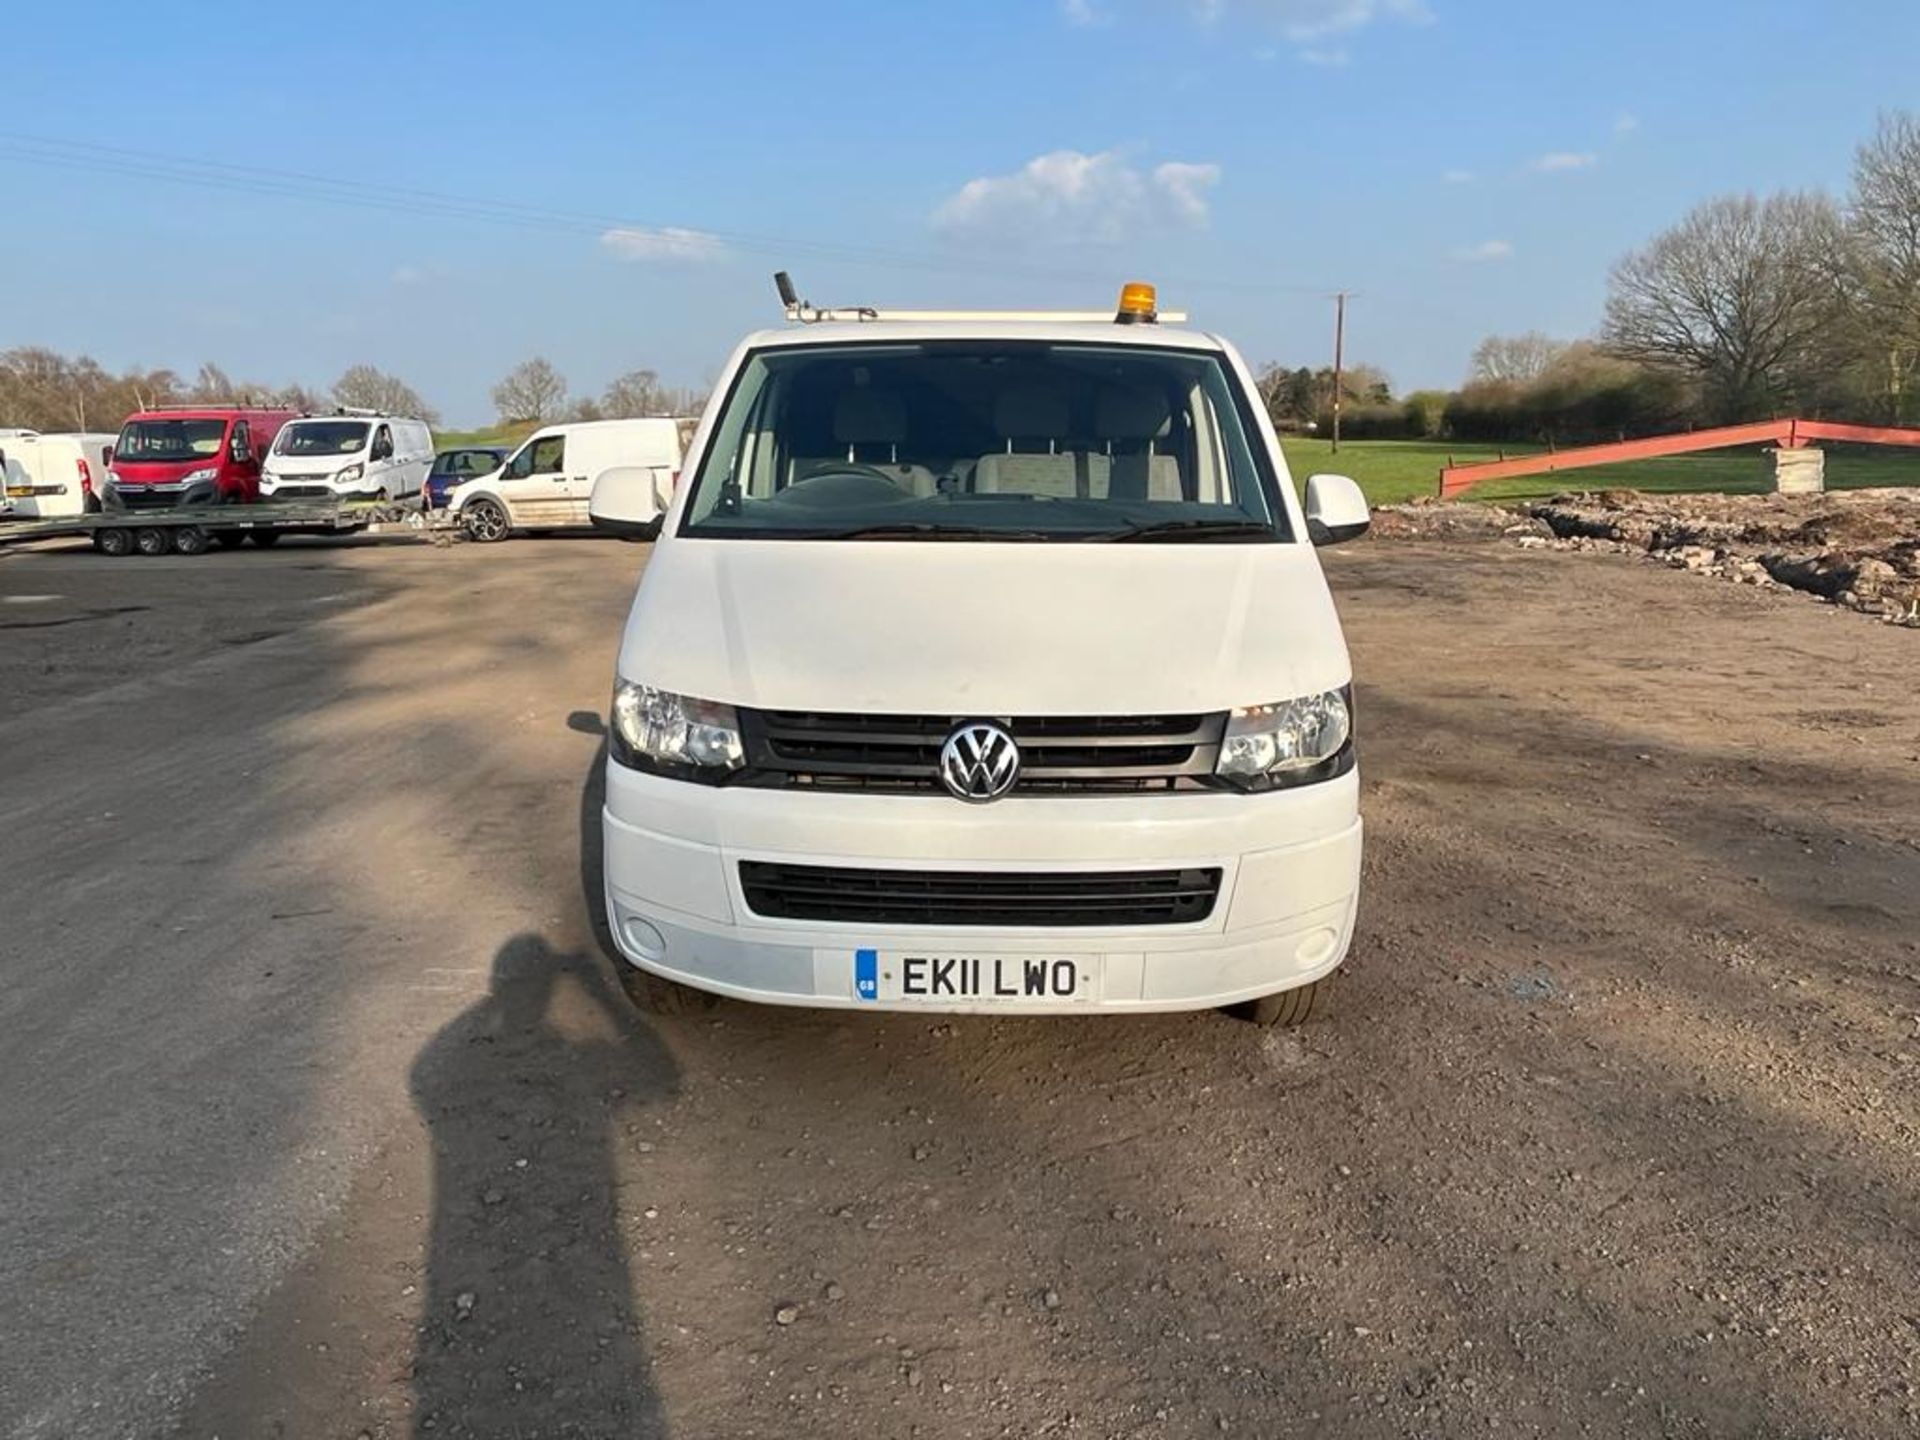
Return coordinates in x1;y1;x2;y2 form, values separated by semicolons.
1304;473;1369;546
103;445;115;464
589;465;669;542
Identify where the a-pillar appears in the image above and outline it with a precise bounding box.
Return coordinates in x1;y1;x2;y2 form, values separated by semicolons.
1768;446;1825;494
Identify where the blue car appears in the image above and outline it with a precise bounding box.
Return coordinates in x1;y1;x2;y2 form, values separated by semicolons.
423;446;511;509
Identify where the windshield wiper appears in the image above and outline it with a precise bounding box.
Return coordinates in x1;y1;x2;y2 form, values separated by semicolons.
815;523;1052;541
1091;518;1277;543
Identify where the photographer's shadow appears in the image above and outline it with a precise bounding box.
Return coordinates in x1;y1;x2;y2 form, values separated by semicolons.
408;933;678;1437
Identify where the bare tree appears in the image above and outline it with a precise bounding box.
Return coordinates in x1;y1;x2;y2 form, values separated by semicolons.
601;368;665;418
1603;192;1844;421
1842;112;1920;420
332;365;440;423
187;362;237;403
491;357;567;425
1469;332;1568;384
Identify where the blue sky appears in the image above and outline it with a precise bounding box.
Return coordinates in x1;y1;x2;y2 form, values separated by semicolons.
3;0;1917;423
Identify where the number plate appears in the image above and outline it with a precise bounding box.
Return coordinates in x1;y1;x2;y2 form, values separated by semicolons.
851;949;1097;1003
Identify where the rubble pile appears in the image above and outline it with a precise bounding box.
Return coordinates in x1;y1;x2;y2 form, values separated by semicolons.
1372;488;1920;627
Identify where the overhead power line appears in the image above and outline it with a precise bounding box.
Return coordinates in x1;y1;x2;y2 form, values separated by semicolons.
0;131;1346;300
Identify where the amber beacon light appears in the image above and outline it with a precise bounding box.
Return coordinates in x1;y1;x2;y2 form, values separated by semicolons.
1115;281;1159;324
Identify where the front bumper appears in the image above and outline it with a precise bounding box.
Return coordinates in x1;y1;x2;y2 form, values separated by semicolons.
260;481;379;503
602;764;1363;1015
107;479;219;510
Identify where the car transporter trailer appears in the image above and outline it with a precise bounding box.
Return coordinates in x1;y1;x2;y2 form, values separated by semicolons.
0;498;448;557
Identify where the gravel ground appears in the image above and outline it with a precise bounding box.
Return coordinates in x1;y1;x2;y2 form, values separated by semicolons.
2;529;1916;1439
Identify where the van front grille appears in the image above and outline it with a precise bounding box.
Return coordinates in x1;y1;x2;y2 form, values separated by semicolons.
735;709;1226;794
739;862;1222;927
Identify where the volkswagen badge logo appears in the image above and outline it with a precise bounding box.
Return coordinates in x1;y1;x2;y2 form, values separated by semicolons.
938;721;1021;803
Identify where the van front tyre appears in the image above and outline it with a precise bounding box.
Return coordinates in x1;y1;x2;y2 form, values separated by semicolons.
615;963;721;1017
463;497;511;543
1226;973;1332;1028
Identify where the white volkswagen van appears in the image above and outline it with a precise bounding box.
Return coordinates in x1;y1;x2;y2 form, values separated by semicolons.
260;413;434;502
599;284;1370;1025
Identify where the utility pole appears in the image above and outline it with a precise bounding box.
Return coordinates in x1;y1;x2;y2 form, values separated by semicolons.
1331;290;1350;455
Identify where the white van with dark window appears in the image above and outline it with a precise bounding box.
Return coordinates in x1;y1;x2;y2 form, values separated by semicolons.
448;417;682;542
595;284;1372;1026
260;414;434;502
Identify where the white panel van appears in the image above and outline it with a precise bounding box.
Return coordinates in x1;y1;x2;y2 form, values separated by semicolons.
449;418;682;542
596;284;1373;1027
259;414;435;503
0;430;118;518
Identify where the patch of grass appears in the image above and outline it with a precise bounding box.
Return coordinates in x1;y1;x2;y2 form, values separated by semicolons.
434;422;538;450
1280;437;1920;506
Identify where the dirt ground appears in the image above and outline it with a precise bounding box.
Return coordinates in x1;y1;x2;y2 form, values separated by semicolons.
3;529;1916;1440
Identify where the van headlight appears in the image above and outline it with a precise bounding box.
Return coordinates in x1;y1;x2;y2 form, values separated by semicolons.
181;467;217;485
335;464;364;485
1213;686;1353;790
610;680;745;781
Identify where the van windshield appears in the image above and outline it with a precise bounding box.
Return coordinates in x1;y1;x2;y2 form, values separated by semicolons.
275;422;369;456
114;419;227;463
679;342;1291;542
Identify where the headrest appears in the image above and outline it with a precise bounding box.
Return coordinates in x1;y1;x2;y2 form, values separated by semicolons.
993;387;1069;440
833;389;906;445
1095;384;1171;441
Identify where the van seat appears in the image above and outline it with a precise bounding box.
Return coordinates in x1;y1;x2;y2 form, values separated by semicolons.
1096;384;1183;502
973;388;1084;498
820;389;936;496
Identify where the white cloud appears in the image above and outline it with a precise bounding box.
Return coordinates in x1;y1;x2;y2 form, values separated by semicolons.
1531;151;1598;172
390;265;425;286
931;150;1221;242
1614;112;1640;134
1450;239;1513;263
1061;0;1106;24
599;226;727;263
1199;0;1433;41
1441;168;1475;184
1299;46;1351;65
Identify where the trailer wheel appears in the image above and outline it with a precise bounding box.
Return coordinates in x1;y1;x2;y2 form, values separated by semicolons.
134;527;175;557
97;527;135;557
90;531;110;553
463;497;512;543
249;532;283;548
173;526;211;556
214;532;246;549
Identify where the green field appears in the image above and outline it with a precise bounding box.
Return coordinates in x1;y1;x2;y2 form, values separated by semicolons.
1280;437;1920;506
434;421;538;450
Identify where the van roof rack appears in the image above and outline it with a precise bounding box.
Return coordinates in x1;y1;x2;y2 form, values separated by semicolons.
771;271;1186;326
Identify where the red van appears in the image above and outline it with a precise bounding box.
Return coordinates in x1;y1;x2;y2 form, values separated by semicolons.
105;406;302;509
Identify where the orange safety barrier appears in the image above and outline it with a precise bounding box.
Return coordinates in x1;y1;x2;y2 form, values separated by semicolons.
1437;418;1920;498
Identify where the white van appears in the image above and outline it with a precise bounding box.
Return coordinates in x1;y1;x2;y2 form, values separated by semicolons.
449;417;681;542
0;430;118;517
259;413;434;503
595;284;1372;1026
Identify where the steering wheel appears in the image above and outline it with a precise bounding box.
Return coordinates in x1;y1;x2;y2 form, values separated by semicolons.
777;466;907;505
